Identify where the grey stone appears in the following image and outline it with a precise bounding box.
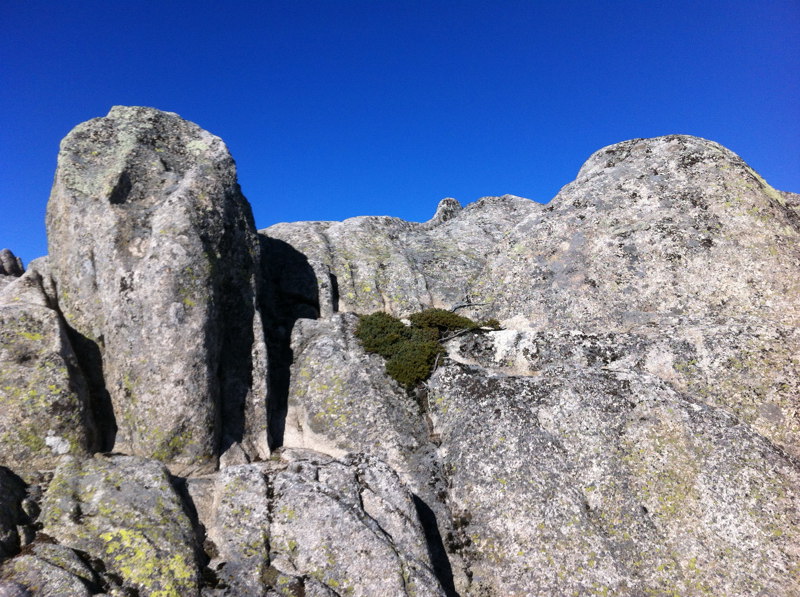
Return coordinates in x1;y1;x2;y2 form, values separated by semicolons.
268;450;445;596
0;264;96;472
5;111;800;596
46;106;268;474
283;313;463;591
0;250;24;278
261;193;538;317
426;359;800;596
38;454;201;596
205;464;271;595
471;136;800;331
0;543;102;597
1;555;92;596
264;134;800;595
0;582;30;597
195;450;446;596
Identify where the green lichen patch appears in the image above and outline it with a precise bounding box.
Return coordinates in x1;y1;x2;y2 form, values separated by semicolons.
151;428;195;463
0;306;92;469
40;455;201;595
100;528;195;596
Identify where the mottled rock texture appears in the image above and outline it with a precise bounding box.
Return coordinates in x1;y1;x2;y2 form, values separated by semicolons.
283;314;461;591
0;250;23;279
262;194;538;317
462;136;800;461
0;543;102;597
1;112;798;597
46;106;267;474
196;450;445;596
426;358;800;595
262;134;800;596
38;454;202;596
0;261;96;472
471;136;800;328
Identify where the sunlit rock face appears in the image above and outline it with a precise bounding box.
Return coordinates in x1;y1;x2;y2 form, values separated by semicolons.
261;134;800;596
473;135;800;329
1;110;798;596
45;106;268;474
0;260;96;472
262;194;540;317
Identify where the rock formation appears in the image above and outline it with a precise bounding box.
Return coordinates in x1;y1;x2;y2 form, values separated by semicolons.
0;260;96;471
0;250;24;295
45;106;268;473
0;250;23;279
0;108;798;596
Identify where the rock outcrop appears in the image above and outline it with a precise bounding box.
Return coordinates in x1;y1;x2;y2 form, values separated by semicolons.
259;134;800;595
0;261;96;472
426;358;800;595
38;454;201;595
1;110;798;596
262;194;538;317
45;106;268;474
0;250;24;295
196;450;446;596
471;136;800;328
0;251;23;279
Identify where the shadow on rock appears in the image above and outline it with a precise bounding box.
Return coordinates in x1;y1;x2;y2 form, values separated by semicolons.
259;236;322;448
413;494;459;597
63;326;117;453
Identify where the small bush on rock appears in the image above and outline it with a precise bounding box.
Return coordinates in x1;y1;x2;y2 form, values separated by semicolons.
355;311;409;358
408;308;479;333
386;341;444;390
356;308;497;390
480;318;502;330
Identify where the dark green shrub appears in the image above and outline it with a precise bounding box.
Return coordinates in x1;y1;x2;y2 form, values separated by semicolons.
408;324;440;344
479;318;502;330
355;312;410;358
408;308;479;333
385;341;444;390
356;308;494;391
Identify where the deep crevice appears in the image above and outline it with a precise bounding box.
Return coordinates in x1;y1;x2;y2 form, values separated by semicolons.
108;170;132;205
47;275;117;453
63;324;117;453
259;236;321;449
412;494;459;597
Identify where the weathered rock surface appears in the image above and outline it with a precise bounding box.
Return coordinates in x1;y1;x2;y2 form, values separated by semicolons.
0;543;102;597
262;194;538;317
425;356;800;596
188;449;446;596
38;454;201;596
0;581;30;597
0;261;96;472
267;450;444;596
45;106;267;473
281;313;462;591
0;251;24;294
2;112;798;596
471;136;800;328
262;134;800;595
458;137;800;461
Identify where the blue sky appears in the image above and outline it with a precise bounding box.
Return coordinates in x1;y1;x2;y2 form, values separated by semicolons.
2;1;798;265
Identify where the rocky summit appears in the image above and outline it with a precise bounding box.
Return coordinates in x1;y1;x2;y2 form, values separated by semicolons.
0;107;798;597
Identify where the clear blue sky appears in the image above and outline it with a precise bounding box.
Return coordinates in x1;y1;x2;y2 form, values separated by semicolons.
2;1;798;265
